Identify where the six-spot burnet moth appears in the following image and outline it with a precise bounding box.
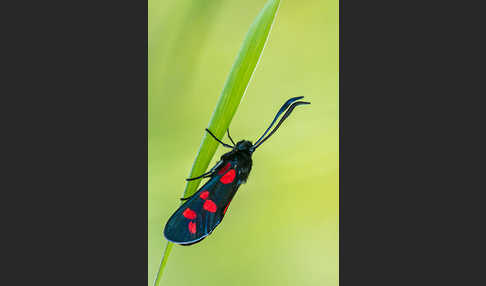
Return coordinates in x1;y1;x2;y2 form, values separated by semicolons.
164;96;310;245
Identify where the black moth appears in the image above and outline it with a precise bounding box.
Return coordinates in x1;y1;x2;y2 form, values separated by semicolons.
164;96;310;245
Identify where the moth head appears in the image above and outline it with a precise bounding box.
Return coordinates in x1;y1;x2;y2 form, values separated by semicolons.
235;140;253;152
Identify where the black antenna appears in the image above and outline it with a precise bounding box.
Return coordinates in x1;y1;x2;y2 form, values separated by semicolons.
253;96;304;146
251;100;310;151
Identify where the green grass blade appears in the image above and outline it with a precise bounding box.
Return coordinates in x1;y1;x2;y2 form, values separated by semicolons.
183;0;281;202
153;0;280;284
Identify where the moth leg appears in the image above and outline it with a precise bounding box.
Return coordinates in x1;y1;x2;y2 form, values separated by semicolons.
181;160;221;199
185;171;213;181
205;128;233;148
180;195;194;201
185;160;223;181
227;128;236;146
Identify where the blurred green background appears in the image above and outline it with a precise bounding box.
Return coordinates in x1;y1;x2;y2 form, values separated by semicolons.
148;0;338;285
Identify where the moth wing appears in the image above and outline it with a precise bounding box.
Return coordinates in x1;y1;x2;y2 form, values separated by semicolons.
164;165;240;245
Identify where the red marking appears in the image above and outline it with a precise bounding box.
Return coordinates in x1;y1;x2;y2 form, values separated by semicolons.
223;200;232;215
220;169;236;184
199;191;209;200
188;221;196;234
217;162;231;175
203;199;217;213
182;208;197;220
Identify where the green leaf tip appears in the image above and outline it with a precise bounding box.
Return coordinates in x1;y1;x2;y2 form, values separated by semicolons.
183;0;280;200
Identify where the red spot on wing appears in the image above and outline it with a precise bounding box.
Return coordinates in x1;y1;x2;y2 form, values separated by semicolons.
220;169;236;184
188;221;196;234
182;208;197;220
223;200;232;215
203;199;217;213
199;191;209;200
217;162;231;175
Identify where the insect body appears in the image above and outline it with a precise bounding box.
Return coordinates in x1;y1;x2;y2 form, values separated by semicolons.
164;97;310;245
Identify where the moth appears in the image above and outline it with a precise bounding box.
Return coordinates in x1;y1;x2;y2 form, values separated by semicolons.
164;96;310;245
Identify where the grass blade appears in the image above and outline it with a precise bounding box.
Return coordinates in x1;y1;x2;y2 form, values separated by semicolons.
153;0;280;284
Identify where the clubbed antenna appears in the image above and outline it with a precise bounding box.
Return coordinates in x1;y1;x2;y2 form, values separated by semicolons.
251;98;310;151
